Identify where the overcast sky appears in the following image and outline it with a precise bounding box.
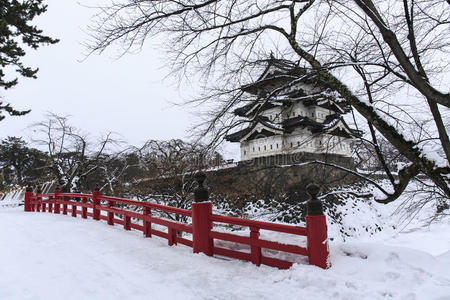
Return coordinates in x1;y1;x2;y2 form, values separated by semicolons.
1;0;239;159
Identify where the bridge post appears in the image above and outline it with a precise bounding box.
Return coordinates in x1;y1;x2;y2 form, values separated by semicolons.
192;171;213;256
24;184;33;212
92;187;101;221
305;184;329;269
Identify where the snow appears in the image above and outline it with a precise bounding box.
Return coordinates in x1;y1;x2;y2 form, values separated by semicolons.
1;197;450;299
0;188;24;208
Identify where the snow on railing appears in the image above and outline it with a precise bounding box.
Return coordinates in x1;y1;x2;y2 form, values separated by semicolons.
24;172;329;269
1;187;25;207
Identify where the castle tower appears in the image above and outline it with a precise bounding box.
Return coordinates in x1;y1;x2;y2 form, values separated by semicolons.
225;57;361;165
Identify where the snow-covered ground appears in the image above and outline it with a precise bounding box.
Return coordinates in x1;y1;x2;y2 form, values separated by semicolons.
1;194;450;300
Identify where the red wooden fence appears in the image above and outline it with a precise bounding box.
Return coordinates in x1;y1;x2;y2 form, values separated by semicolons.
23;173;329;269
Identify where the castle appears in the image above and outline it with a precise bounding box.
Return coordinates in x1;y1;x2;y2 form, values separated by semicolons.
225;57;361;165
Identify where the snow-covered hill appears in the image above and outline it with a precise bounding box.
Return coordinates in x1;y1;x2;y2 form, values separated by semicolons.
1;199;449;300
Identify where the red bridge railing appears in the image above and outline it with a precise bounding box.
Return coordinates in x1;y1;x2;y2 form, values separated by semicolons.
23;172;329;269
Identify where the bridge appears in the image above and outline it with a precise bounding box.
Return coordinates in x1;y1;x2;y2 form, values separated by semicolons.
24;172;329;269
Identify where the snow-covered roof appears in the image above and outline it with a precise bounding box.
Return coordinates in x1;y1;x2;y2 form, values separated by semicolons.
225;117;284;142
312;115;362;138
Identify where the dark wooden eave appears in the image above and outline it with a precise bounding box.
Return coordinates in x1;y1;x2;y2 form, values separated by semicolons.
282;116;323;133
311;115;362;138
233;100;280;117
241;58;307;95
225;116;284;142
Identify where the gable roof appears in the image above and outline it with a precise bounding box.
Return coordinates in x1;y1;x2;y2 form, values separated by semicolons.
233;100;281;117
225;117;284;142
312;115;362;138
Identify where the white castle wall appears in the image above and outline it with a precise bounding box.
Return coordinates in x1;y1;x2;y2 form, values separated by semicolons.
241;132;352;160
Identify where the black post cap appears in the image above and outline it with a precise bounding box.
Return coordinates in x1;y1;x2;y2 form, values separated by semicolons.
36;186;42;194
306;184;320;199
194;171;209;203
306;183;323;216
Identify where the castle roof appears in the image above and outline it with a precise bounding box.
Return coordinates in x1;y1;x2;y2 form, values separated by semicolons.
225;57;361;145
225;116;284;142
232;92;347;119
240;58;306;95
225;114;361;142
234;57;350;116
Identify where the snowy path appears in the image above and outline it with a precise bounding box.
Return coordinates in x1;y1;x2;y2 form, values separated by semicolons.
1;207;450;300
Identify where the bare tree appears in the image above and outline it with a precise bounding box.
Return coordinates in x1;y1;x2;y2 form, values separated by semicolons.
87;0;450;203
130;139;219;216
31;113;121;192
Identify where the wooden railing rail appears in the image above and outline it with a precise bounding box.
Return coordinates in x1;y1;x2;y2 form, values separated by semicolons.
24;172;329;269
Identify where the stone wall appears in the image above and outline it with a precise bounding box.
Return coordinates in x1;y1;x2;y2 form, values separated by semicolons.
131;153;359;207
206;158;358;203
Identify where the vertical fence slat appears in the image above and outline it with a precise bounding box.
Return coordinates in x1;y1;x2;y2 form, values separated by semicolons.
250;226;262;266
54;190;60;214
24;187;33;212
124;215;131;231
168;227;177;246
81;197;87;219
31;195;36;212
92;190;100;221
48;196;53;213
143;207;152;237
107;201;114;225
36;193;41;212
71;203;77;217
62;196;68;215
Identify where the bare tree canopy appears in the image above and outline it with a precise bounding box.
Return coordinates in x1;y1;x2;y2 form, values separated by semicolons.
31;113;122;192
87;0;450;203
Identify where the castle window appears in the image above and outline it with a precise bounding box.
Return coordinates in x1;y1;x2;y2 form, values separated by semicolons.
264;145;266;151
253;147;255;152
244;150;247;155
258;146;260;151
276;143;279;149
298;141;300;146
290;142;293;148
270;144;273;150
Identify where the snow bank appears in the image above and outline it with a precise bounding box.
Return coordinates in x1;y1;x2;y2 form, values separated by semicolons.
0;206;449;300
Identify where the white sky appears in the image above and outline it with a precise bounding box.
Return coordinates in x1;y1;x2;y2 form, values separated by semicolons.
0;0;240;159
